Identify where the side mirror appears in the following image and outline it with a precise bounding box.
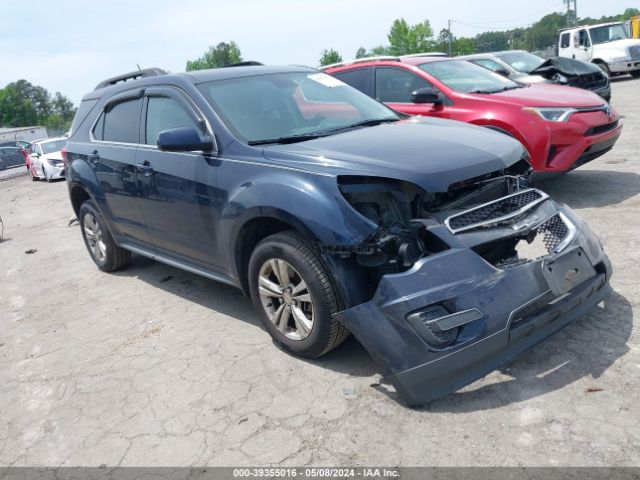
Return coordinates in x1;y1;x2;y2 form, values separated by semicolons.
494;68;511;77
157;127;214;152
411;87;443;105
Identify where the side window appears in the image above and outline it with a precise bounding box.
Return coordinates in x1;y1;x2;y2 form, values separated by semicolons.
92;113;105;140
560;32;571;49
332;68;371;94
375;68;430;103
145;96;199;146
578;30;590;47
102;98;142;144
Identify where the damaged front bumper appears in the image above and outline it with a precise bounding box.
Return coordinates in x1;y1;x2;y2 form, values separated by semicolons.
336;197;612;406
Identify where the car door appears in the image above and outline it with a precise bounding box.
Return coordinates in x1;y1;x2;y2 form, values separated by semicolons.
574;29;592;62
90;93;149;246
136;87;223;269
373;66;450;119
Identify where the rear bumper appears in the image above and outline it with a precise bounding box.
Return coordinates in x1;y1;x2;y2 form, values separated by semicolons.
336;205;611;406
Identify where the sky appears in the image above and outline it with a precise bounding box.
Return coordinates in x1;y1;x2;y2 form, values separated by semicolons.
0;0;634;104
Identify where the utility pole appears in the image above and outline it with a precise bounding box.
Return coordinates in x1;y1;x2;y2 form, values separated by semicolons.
448;19;452;56
573;0;578;24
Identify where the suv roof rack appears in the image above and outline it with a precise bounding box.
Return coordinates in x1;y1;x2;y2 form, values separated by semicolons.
94;68;167;90
226;61;264;67
319;55;401;70
401;52;449;58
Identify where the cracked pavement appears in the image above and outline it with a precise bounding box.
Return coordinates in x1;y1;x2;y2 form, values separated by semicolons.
1;78;639;467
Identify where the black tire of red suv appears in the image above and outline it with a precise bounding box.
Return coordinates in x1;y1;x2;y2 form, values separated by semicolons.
248;231;349;358
79;200;131;272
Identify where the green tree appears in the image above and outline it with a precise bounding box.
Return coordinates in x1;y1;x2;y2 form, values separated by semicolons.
0;80;75;132
319;49;342;66
387;18;435;55
186;41;243;71
355;47;368;59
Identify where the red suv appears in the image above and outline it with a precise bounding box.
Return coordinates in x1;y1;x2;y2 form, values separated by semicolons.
325;56;622;174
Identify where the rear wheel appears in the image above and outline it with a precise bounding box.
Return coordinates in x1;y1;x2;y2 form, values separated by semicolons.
630;70;640;78
248;231;349;358
79;200;131;272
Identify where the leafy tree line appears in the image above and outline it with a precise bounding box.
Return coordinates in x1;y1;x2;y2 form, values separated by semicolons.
317;7;640;65
0;80;75;134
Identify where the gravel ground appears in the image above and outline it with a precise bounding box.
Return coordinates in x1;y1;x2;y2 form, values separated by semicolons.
0;77;638;467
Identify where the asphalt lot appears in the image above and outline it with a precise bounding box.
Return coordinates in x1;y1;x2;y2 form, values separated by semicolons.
1;77;639;467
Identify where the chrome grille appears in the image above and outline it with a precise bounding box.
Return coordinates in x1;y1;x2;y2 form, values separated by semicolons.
630;46;640;61
445;189;549;234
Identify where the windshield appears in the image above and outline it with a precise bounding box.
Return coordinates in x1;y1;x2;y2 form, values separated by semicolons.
418;60;521;94
40;140;66;154
198;72;399;144
496;52;544;73
589;24;630;44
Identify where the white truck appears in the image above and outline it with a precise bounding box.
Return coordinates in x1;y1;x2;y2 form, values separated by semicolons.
557;22;640;78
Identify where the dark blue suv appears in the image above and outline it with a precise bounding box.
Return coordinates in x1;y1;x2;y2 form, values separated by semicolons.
65;65;611;406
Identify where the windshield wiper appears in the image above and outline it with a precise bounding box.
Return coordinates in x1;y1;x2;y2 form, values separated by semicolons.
248;133;325;146
247;117;399;145
324;117;400;134
470;85;522;94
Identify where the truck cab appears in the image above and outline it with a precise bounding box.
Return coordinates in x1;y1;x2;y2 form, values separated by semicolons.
557;22;640;78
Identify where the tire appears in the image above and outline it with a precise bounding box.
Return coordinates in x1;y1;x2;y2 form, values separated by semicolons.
248;231;349;358
630;70;640;78
79;200;131;272
595;62;611;78
43;167;51;183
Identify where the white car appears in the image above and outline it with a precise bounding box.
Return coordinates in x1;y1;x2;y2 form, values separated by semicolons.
29;138;67;182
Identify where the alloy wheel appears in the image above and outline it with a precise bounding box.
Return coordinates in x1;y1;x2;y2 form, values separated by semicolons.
83;213;107;263
258;258;314;341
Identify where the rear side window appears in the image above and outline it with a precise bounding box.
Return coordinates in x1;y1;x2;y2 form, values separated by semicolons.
375;68;430;103
99;98;142;143
145;96;199;145
560;32;571;49
332;68;371;95
69;99;98;136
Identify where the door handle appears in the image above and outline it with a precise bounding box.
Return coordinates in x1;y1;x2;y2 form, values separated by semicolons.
88;150;99;161
135;161;154;176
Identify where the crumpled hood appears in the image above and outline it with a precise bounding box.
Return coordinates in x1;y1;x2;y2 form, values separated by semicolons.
262;117;525;192
530;57;601;76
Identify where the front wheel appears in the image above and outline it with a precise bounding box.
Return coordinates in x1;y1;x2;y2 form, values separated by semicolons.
79;200;131;272
248;231;349;358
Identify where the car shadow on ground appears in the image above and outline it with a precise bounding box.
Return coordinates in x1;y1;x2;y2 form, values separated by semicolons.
535;169;640;208
114;255;380;378
116;255;632;406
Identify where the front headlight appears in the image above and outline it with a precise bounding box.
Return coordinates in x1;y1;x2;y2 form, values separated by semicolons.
522;107;576;122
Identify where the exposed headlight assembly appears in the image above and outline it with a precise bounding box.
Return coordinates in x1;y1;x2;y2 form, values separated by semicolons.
522;107;577;122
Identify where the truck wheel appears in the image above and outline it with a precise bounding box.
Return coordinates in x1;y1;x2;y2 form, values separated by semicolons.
79;200;131;272
248;231;349;358
630;70;640;78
